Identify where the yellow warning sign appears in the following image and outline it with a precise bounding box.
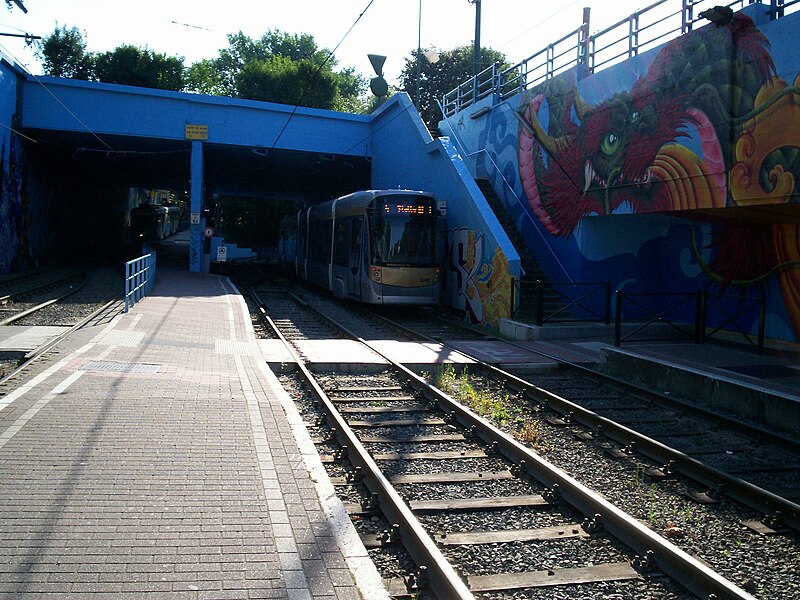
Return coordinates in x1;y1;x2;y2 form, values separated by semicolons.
185;124;208;140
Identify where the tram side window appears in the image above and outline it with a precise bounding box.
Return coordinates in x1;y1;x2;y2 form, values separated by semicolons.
333;219;349;267
309;216;332;263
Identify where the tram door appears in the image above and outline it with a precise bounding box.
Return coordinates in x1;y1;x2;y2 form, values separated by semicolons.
348;217;363;299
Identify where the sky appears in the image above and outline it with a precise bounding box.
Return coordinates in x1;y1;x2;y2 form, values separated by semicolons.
0;0;658;86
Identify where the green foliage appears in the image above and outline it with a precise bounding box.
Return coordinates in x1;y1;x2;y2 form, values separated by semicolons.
36;25;366;111
94;45;184;91
399;44;510;132
37;27;183;90
235;56;338;109
36;25;93;79
186;29;366;111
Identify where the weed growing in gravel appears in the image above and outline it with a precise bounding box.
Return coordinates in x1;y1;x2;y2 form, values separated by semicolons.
433;364;457;392
517;420;540;444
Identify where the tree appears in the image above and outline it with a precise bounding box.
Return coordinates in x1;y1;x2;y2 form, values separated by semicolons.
185;29;366;111
235;55;338;108
36;25;93;79
400;45;510;133
94;45;184;91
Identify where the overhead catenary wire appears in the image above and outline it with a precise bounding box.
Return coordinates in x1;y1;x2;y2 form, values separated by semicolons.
0;42;114;152
268;0;377;151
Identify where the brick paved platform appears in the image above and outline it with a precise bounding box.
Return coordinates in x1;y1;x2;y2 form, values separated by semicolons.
0;267;387;599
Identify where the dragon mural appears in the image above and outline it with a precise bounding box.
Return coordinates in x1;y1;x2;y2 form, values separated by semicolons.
517;12;800;337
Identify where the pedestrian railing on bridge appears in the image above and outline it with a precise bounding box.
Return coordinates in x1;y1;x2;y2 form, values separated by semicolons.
442;0;798;118
124;251;156;312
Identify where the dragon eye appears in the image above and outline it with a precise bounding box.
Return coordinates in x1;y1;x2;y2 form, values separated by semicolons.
601;131;621;155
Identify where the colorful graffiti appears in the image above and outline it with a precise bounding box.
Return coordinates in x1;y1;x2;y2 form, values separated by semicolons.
448;227;512;327
0;134;24;275
516;13;800;338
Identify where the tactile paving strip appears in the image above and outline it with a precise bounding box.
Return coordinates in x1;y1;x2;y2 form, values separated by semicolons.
81;360;160;374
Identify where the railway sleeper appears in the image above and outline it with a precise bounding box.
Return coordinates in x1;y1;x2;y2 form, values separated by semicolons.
466;562;643;593
347;417;446;427
433;523;588;546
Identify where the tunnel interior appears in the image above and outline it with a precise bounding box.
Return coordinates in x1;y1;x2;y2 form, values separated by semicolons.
23;129;371;268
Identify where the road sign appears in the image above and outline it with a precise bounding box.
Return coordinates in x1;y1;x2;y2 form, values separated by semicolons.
190;212;200;225
203;227;214;239
216;245;227;262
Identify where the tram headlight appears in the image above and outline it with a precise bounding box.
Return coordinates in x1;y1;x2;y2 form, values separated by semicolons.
370;266;381;282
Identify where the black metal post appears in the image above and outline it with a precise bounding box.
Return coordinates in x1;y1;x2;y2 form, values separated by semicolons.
535;279;544;327
614;291;622;347
471;0;481;102
694;290;704;343
510;276;516;318
758;289;766;354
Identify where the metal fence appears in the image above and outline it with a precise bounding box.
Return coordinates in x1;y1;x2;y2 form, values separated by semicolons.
124;252;156;312
442;0;797;117
518;279;611;326
614;289;766;352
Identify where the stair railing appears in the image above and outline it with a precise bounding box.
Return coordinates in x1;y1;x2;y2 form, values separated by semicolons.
437;99;574;287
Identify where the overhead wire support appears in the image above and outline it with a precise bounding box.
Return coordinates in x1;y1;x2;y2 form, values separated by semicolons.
0;32;41;43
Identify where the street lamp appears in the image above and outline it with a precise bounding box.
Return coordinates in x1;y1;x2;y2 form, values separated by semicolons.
468;0;481;102
416;0;423;109
415;0;440;111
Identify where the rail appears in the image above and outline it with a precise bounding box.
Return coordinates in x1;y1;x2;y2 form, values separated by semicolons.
442;0;796;117
124;252;156;312
522;279;611;326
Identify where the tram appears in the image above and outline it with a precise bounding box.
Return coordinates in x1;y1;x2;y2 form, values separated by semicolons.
279;190;442;305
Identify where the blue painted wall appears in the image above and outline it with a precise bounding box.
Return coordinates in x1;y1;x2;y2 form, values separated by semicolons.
440;5;800;342
371;94;521;326
0;57;45;274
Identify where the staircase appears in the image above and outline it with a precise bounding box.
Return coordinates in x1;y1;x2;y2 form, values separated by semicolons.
475;179;566;321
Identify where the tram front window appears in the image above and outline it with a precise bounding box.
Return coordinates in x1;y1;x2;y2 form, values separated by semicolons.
371;196;436;267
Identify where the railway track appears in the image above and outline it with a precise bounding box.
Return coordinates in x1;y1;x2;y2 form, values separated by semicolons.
249;285;778;599
370;309;800;520
0;297;120;389
0;270;88;326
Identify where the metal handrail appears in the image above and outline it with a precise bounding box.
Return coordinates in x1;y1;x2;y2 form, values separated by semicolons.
614;290;700;346
442;0;791;117
124;252;156;312
498;24;585;102
700;290;766;353
521;279;611;326
614;288;767;350
437;99;574;285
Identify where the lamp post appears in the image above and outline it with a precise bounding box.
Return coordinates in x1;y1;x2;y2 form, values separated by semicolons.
469;0;481;102
416;0;423;109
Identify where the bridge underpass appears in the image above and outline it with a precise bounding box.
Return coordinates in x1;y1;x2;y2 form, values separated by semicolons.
20;76;373;271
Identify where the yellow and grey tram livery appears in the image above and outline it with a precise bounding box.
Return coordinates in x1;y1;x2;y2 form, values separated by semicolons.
279;190;441;305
